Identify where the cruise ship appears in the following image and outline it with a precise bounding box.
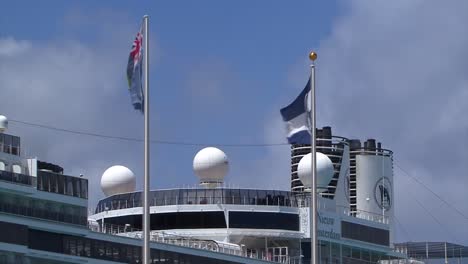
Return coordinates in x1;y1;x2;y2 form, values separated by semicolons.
0;115;466;264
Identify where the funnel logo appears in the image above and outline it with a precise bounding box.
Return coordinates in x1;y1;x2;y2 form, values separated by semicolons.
344;169;350;202
374;177;392;211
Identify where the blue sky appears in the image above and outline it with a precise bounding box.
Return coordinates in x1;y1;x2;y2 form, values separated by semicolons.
1;0;468;245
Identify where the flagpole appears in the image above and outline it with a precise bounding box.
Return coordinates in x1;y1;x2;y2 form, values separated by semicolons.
309;51;318;264
143;14;151;264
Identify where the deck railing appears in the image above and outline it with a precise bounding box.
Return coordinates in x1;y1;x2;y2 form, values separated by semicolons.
88;221;301;264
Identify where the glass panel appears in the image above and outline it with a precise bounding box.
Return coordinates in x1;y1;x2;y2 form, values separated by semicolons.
49;173;57;193
362;250;371;261
81;178;88;199
257;190;267;205
58;174;65;194
213;189;223;204
66;177;74;196
351;247;360;259
155;190;164;206
11;136;19;155
186;189;196;204
3;135;11;154
204;189;215;204
342;245;351;259
225;189;240;204
331;243;340;263
248;189;257;205
239;189;249;205
197;189;207;204
73;178;80;197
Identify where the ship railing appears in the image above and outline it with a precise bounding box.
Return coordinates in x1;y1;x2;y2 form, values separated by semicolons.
349;148;393;157
95;188;301;214
89;221;301;263
337;205;390;224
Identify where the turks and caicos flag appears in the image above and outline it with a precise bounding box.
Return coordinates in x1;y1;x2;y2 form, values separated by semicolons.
126;25;144;112
280;78;312;144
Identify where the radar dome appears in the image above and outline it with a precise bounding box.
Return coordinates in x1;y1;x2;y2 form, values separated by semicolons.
101;165;136;196
297;152;334;190
0;115;8;133
193;147;228;186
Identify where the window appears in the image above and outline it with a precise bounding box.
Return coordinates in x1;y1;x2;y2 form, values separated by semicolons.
31;229;242;264
0;161;5;171
229;212;299;231
341;221;389;246
12;164;21;174
0;134;3;152
3;135;11;154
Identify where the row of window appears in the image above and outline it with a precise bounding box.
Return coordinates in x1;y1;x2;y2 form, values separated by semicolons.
301;240;395;264
0;170;35;186
341;221;390;246
96;188;299;213
29;229;240;264
0;163;88;199
103;211;299;231
0;192;88;226
37;170;88;199
105;211;226;230
0;160;23;173
0;133;20;156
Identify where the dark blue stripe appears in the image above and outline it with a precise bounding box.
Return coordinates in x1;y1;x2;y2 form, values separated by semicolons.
280;78;311;121
288;130;311;144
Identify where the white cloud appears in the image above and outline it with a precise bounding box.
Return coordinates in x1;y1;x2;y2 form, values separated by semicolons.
263;0;468;243
0;17;148;208
316;0;468;243
0;37;31;57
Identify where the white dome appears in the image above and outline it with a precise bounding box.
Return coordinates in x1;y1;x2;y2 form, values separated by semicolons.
297;152;334;190
0;115;8;133
100;165;136;196
193;147;228;184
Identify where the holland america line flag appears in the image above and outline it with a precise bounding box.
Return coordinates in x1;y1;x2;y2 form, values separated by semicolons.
280;78;312;144
126;24;144;112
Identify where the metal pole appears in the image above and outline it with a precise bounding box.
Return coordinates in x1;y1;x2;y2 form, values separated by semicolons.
143;14;151;264
445;242;448;264
309;51;318;264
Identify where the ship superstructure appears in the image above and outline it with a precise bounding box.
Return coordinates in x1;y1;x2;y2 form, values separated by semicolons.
88;126;403;263
0;115;465;264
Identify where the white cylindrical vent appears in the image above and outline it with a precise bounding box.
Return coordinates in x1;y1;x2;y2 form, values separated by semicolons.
0;115;8;133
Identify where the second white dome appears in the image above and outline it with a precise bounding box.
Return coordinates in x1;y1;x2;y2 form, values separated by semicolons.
297;152;334;190
100;165;136;197
193;147;228;184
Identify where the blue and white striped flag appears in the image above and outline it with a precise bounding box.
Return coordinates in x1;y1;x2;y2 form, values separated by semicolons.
280;78;311;144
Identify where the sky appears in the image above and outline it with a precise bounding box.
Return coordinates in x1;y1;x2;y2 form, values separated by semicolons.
1;0;468;245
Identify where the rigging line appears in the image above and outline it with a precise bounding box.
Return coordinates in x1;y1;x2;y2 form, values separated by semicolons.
411;193;459;244
392;214;412;243
394;162;468;222
394;172;460;244
9;119;289;147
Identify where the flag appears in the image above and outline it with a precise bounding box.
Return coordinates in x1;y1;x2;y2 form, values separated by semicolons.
126;25;144;112
280;78;311;144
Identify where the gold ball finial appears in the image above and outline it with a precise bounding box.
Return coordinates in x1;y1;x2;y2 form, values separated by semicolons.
309;51;317;61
